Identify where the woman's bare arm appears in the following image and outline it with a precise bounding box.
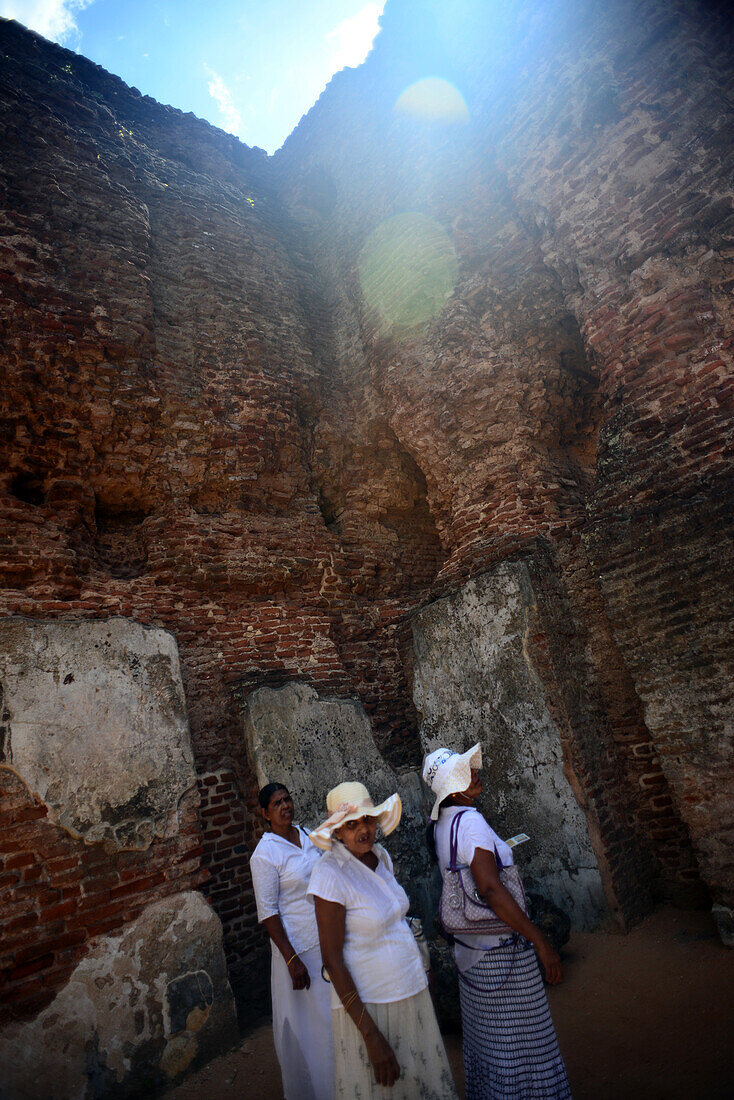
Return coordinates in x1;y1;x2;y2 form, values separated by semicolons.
470;848;563;984
315;896;401;1087
262;915;310;990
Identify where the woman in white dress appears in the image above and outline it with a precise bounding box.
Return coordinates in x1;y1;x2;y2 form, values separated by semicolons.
250;782;333;1100
307;781;458;1098
424;745;571;1100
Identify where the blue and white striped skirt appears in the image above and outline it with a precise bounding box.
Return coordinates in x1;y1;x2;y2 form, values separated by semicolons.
458;940;571;1099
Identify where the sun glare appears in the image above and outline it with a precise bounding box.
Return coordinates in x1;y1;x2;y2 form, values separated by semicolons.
394;78;469;125
358;212;458;334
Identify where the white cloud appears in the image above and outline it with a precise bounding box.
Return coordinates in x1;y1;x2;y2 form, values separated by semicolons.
204;64;242;137
327;1;384;73
0;0;94;45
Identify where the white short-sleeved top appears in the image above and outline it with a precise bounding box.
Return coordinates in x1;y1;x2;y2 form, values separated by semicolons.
436;805;516;972
307;841;427;1007
250;826;323;955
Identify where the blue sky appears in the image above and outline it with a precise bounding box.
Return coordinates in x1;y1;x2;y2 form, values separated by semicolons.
0;0;386;152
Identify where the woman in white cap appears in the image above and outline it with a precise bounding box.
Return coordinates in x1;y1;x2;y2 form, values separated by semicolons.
423;745;571;1100
250;782;333;1100
307;781;458;1098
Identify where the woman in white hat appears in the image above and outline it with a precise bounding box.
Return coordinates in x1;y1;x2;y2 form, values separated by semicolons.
307;781;458;1098
423;745;571;1100
250;782;333;1100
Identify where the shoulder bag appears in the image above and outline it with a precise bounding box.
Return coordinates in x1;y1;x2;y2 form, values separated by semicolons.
439;810;527;937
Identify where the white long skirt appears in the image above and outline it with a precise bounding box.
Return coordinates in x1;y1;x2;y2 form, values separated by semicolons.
331;986;458;1099
271;943;334;1100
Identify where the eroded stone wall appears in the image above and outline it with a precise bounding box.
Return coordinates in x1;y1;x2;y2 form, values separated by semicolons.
0;618;195;849
0;891;237;1100
412;565;608;929
0;618;237;1095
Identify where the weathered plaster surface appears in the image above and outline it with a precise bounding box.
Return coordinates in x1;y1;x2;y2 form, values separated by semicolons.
412;564;607;929
0;891;238;1100
244;680;411;825
0;618;196;850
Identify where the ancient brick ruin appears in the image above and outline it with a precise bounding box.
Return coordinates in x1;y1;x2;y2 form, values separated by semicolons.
1;0;732;1094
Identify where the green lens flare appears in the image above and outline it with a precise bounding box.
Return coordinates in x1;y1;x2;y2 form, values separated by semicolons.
394;78;470;125
358;213;458;333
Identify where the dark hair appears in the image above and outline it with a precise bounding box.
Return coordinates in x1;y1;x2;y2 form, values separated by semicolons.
258;782;289;810
425;792;455;862
426;820;438;863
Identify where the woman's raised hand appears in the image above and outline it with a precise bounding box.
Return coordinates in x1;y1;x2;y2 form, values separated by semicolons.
535;938;563;985
363;1027;401;1088
288;955;311;990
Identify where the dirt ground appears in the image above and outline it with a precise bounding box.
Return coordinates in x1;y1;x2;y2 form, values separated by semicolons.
166;906;734;1100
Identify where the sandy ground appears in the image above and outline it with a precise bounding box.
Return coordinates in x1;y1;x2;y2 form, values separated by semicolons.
166;906;734;1100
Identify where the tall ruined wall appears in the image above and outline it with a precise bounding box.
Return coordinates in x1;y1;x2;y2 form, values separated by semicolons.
0;0;733;1092
274;0;733;924
0;14;446;1045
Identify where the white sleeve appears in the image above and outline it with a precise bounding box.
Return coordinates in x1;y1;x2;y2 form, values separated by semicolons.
457;810;500;868
306;858;347;907
250;851;281;922
376;844;394;875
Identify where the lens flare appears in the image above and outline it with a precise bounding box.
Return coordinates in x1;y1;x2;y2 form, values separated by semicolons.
358;212;458;333
394;78;469;125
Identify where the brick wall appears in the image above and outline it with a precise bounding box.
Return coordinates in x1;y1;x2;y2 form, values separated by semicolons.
0;770;205;1023
196;769;268;1020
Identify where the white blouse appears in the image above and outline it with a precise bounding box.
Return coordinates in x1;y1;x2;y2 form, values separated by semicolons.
307;842;427;1008
435;805;516;972
250;826;323;955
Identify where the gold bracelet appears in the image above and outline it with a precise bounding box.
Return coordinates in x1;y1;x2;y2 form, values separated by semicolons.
342;990;358;1011
357;1006;366;1032
285;953;299;966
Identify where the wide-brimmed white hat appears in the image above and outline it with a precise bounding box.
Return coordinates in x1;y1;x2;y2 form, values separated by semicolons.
309;781;402;851
422;743;482;820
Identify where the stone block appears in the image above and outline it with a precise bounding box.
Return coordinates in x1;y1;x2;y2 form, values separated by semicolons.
0;618;196;851
243;680;433;920
0;891;238;1100
166;970;214;1034
412;564;607;930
